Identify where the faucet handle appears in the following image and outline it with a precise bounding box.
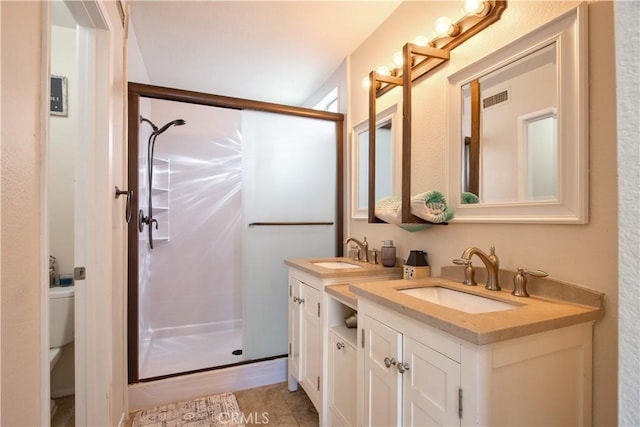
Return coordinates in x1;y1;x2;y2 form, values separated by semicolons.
370;249;379;264
350;245;361;261
525;269;548;278
512;268;548;297
453;258;477;286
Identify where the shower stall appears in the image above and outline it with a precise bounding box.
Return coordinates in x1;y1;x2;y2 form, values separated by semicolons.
127;84;343;382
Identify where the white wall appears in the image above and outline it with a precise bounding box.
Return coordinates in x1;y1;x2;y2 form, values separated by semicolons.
49;24;77;397
615;2;640;425
347;1;618;424
145;99;243;335
0;2;45;425
127;17;151;84
49;26;76;276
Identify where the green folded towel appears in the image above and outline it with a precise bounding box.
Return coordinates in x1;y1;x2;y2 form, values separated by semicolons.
461;191;479;204
410;190;454;223
375;196;429;232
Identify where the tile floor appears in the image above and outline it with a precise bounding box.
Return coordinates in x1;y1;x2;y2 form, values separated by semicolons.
51;395;75;427
235;382;318;427
126;382;318;427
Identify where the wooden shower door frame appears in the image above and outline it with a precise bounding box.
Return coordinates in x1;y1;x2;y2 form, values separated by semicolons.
126;82;344;383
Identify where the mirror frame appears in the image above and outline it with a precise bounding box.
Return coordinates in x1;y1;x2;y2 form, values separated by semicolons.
352;104;401;219
447;3;588;224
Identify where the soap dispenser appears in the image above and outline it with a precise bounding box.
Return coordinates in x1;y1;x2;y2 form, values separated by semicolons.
381;240;396;267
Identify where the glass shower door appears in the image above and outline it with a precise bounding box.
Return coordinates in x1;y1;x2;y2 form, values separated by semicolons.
242;110;337;360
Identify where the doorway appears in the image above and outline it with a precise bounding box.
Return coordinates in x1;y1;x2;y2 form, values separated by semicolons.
44;1;127;425
49;3;78;423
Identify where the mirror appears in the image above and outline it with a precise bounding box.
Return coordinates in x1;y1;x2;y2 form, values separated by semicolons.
461;43;557;203
448;4;588;223
352;104;400;219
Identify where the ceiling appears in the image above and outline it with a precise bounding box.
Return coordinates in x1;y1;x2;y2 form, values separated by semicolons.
129;1;402;106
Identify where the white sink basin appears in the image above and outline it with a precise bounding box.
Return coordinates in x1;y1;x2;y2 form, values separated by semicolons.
399;286;516;314
313;261;363;269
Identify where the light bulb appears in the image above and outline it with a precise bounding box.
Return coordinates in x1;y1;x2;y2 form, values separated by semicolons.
376;65;391;76
361;76;371;90
413;35;429;47
463;0;487;16
392;51;404;68
434;16;454;37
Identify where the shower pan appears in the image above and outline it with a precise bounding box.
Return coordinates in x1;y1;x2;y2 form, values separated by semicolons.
128;87;343;383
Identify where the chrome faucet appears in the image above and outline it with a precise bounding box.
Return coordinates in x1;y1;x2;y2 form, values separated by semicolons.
344;237;369;263
461;246;501;291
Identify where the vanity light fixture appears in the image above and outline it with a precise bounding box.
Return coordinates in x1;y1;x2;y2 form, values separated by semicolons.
364;0;506;97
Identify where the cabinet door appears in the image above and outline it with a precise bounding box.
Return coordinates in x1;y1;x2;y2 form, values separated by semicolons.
288;278;301;381
328;332;357;426
362;315;402;427
402;335;461;427
300;283;321;407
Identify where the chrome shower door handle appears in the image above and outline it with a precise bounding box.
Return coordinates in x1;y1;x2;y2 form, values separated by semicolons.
114;186;133;223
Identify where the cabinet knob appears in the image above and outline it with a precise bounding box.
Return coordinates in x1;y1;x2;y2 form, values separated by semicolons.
293;296;299;303
336;342;345;350
397;362;410;374
298;297;305;304
384;357;396;368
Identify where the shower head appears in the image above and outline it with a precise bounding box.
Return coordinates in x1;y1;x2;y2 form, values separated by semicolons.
139;116;186;136
140;115;158;132
155;119;186;136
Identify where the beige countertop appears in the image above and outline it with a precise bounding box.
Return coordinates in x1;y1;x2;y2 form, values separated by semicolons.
285;257;402;280
349;275;604;346
325;284;358;308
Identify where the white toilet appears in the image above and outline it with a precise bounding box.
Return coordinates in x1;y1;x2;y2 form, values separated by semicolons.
49;286;74;371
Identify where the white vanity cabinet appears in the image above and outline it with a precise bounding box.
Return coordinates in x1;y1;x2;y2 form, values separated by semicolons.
357;297;595;427
288;276;322;409
361;310;461;426
286;260;402;426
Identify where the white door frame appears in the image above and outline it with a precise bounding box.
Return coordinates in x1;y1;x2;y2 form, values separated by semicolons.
42;1;126;425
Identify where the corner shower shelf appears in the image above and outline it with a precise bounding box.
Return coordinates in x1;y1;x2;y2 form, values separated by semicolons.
151;156;170;241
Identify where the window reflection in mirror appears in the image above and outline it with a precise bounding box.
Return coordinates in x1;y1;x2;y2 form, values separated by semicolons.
461;43;557;204
352;105;399;219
